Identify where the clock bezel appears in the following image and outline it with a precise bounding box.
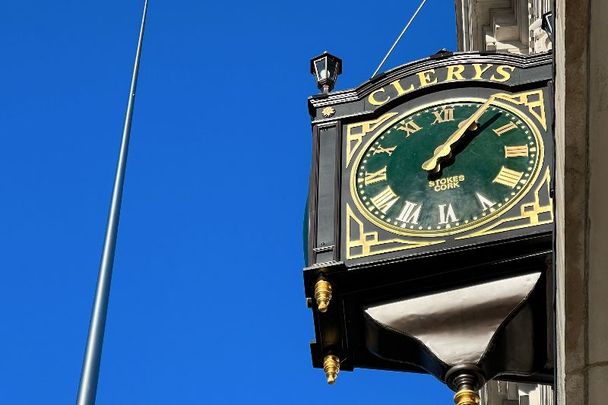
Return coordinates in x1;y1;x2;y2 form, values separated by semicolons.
349;96;545;238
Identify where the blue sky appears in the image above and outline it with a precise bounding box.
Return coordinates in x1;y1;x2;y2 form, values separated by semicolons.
0;1;457;403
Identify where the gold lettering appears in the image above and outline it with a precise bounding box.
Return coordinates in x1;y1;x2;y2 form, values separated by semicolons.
417;69;438;87
438;203;459;224
476;192;496;210
373;146;397;156
363;166;388;186
368;88;390;106
472;64;493;80
491;65;515;82
371;186;399;213
434;183;460;192
446;65;466;81
504;145;529;158
493;166;524;188
390;80;415;96
431;107;455;124
428;175;465;192
397;200;422;224
493;121;518;136
397;120;422;137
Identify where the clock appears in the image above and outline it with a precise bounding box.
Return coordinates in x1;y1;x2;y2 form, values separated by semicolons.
303;52;555;389
352;98;543;237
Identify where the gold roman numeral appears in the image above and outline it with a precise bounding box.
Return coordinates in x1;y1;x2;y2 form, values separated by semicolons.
493;166;524;188
431;107;455;124
397;119;422;137
492;121;518;136
371;186;399;213
373;146;397;156
363;166;387;186
475;192;496;210
396;200;422;224
438;203;458;225
504;145;529;158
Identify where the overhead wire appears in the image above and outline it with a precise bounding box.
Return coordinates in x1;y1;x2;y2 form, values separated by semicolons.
371;0;429;79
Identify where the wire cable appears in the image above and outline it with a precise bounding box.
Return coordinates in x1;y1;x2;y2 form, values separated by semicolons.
371;0;429;79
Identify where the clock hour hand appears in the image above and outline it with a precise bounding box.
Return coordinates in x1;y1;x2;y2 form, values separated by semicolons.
421;94;505;173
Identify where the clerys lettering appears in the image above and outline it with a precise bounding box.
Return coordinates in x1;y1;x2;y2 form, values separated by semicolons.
368;64;516;107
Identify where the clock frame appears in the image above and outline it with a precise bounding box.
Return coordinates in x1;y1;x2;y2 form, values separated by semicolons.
342;87;553;263
303;52;554;385
350;98;545;237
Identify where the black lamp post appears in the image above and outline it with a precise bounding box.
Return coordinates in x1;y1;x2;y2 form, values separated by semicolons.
310;51;342;94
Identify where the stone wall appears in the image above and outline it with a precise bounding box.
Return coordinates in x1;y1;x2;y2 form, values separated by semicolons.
480;381;553;405
554;0;608;403
454;1;554;404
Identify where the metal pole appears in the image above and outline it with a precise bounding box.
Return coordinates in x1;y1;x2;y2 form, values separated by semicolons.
76;1;148;404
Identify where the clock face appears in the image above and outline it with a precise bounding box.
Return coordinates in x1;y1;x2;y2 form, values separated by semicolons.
352;99;544;236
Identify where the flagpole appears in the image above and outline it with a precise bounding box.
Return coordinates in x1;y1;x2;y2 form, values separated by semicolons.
76;1;149;404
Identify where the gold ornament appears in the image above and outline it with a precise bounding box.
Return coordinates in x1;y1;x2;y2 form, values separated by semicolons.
314;279;332;313
454;389;480;405
323;355;340;384
321;106;336;118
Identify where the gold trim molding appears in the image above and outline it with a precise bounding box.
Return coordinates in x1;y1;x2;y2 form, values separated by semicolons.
496;89;547;130
345;113;397;167
346;204;444;259
456;167;553;239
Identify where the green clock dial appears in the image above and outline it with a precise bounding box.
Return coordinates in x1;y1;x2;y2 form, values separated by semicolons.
353;100;543;236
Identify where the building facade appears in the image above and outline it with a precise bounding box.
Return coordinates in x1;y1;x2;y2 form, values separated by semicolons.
456;0;608;404
455;0;552;54
455;1;553;404
480;381;553;405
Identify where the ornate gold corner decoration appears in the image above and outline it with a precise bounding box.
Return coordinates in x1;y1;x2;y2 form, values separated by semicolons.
346;113;398;167
498;90;547;130
346;204;444;259
321;106;335;118
456;167;553;240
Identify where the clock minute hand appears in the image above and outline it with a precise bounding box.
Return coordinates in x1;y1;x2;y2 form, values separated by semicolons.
421;95;501;173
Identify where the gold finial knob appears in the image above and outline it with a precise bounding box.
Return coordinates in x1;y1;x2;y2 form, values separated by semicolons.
323;355;340;385
454;389;480;405
314;279;332;313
